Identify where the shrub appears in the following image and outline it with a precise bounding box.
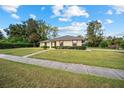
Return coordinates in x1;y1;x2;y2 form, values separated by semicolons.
52;45;87;50
52;46;58;49
0;43;33;49
99;40;108;48
81;44;87;50
42;46;48;50
120;41;124;49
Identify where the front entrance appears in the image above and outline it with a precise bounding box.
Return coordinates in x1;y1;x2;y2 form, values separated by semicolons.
45;42;47;46
60;41;63;47
72;40;77;47
51;41;56;47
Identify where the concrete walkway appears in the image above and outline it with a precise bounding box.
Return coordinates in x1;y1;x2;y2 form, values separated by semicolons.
23;49;52;58
0;54;124;80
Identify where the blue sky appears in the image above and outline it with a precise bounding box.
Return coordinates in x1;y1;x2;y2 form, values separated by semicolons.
0;5;124;37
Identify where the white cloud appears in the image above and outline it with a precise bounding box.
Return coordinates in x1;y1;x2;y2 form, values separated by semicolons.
106;19;113;24
58;22;87;35
29;14;36;19
11;14;20;19
112;5;124;14
0;29;7;37
52;5;89;22
59;22;87;32
41;7;45;10
63;6;89;18
97;20;102;23
52;5;64;16
1;5;20;13
1;5;20;19
58;18;69;22
106;10;113;15
116;32;124;36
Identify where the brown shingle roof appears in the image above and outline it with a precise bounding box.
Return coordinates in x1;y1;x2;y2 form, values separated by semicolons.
41;35;83;43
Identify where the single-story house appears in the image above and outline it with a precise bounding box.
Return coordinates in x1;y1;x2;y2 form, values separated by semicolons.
40;35;84;48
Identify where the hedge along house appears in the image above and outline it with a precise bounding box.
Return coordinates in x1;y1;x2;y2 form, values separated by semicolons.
40;35;84;48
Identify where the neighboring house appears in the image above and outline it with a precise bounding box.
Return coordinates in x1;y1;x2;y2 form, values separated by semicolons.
40;35;84;48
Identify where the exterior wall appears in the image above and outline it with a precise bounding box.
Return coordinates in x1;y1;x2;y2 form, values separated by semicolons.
46;42;51;46
40;42;51;47
56;40;82;46
77;40;82;46
51;42;55;46
56;41;60;46
63;41;72;46
40;40;82;47
40;42;45;47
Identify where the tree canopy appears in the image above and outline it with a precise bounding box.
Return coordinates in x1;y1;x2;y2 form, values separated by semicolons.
4;18;58;46
86;20;103;47
0;30;4;39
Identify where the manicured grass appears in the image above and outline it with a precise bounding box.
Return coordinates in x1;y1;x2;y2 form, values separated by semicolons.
32;49;124;69
88;47;124;51
0;48;43;56
0;58;124;88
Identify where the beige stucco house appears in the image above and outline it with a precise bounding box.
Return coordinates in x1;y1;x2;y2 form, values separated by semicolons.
40;35;84;48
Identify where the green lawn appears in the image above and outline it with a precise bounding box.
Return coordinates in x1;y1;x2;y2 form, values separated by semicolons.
0;48;124;69
0;58;124;88
32;49;124;70
0;48;43;56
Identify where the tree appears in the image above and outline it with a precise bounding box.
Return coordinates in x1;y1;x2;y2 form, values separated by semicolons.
99;40;108;48
38;20;58;40
0;30;4;39
120;40;124;49
86;20;103;47
106;37;123;49
47;26;58;39
51;26;58;38
114;37;123;47
4;24;28;43
38;20;49;40
3;18;58;46
25;18;39;36
29;33;41;46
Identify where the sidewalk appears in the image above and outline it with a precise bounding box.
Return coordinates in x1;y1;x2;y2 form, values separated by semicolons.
0;54;124;80
23;49;52;58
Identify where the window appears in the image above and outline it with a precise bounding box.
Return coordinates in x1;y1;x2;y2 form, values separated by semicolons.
72;40;77;47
